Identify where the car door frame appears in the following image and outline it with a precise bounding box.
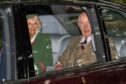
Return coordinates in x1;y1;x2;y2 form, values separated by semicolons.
12;3;35;79
96;1;126;83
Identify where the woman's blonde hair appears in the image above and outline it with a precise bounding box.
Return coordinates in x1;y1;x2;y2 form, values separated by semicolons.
27;14;42;30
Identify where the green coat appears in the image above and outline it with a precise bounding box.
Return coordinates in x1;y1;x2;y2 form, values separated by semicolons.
32;33;53;74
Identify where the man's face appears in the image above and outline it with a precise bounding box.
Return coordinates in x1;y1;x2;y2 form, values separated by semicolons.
27;16;40;39
78;13;92;37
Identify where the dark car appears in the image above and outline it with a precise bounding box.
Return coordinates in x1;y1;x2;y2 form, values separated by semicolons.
0;0;126;84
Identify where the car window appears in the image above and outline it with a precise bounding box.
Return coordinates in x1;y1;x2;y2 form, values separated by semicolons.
102;8;126;37
26;5;97;76
101;7;126;60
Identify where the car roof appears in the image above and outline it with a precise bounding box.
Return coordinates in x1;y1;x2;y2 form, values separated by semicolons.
0;0;125;10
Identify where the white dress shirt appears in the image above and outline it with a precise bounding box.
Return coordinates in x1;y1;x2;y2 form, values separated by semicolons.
80;36;92;47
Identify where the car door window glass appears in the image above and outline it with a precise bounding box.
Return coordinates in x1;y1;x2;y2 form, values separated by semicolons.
50;5;97;69
101;7;126;60
54;11;97;69
26;5;97;75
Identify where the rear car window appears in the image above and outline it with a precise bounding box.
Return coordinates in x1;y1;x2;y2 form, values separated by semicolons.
26;5;97;76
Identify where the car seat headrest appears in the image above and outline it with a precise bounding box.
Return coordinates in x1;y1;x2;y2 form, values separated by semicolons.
39;15;68;35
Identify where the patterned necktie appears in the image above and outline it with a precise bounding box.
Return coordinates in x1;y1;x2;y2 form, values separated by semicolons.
83;38;87;44
80;37;87;50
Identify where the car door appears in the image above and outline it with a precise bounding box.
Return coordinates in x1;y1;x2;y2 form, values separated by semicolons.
4;2;102;84
3;1;125;84
97;1;126;84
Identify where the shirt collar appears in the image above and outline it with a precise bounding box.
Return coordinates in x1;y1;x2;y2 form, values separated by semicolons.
80;35;92;44
31;30;39;44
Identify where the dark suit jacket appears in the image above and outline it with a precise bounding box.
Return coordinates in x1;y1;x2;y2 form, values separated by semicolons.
59;36;96;68
32;33;53;74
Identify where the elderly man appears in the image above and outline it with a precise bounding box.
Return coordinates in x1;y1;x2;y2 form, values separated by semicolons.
27;15;53;75
57;12;97;69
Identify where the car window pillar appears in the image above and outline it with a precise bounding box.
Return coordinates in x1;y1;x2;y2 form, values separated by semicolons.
89;5;107;62
12;3;35;79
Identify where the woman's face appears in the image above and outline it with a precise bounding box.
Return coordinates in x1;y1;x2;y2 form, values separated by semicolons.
27;16;40;39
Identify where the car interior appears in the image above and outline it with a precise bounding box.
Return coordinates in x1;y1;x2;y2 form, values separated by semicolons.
39;15;71;65
26;9;98;74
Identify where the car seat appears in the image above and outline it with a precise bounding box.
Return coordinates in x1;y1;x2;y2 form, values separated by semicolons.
39;15;71;65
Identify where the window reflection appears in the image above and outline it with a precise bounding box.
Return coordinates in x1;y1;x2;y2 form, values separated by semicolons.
102;8;126;37
102;7;126;59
